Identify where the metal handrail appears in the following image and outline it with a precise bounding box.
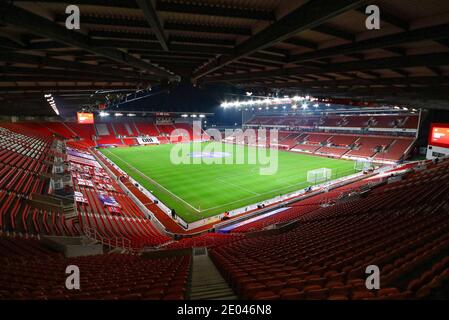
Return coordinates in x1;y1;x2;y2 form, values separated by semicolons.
83;226;138;253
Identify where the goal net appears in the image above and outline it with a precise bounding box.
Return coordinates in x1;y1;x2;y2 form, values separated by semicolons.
354;160;375;171
307;168;332;184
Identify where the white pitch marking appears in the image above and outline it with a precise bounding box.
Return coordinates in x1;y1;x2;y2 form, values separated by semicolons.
216;177;261;196
102;148;356;215
102;149;201;213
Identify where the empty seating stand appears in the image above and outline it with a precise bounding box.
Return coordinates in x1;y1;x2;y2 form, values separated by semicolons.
246;114;417;130
0;125;71;236
346;137;393;158
134;122;160;136
208;161;449;300
374;138;415;161
0;234;191;300
69;147;170;248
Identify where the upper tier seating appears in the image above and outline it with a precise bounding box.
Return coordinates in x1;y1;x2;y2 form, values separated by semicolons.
321;117;343;127
246;114;419;130
371;116;405;128
225;127;413;161
134;122;160;136
174;123;203;141
402;116;419;129
158;124;176;136
343;116;372;128
113;123;137;137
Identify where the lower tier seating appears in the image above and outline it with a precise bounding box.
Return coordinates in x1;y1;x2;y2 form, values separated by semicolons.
209;160;449;300
0;235;190;300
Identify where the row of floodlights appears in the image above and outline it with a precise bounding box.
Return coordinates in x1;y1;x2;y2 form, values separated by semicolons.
181;114;206;118
242;103;327;111
221;95;319;109
99;112;136;117
44;94;60;115
393;106;418;112
99;112;206;118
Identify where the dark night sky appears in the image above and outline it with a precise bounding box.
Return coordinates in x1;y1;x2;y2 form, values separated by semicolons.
95;82;246;126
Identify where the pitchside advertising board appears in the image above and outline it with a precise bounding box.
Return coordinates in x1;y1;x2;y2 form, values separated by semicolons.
427;123;449;159
77;112;94;124
137;137;160;145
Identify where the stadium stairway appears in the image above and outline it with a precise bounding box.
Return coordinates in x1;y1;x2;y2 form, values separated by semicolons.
189;248;237;300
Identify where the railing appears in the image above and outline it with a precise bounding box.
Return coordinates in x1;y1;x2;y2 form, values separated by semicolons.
83;226;138;254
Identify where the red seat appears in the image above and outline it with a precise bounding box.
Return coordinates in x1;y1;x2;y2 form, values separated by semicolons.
306;288;329;300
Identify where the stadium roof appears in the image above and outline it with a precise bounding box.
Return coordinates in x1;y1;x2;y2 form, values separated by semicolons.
1;0;449;115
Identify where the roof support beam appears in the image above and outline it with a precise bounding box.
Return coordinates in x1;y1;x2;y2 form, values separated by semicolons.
356;6;409;30
55;14;148;28
312;25;355;42
436;38;449;48
203;53;449;83
289;23;449;63
0;85;139;94
240;76;449;89
427;66;443;76
30;38;234;54
0;51;161;82
91;39;234;54
284;38;318;50
384;47;407;56
136;0;169;51
164;22;252;36
192;0;368;81
20;0;138;9
0;75;136;83
56;15;253;36
0;2;175;80
392;69;410;77
0;66;139;82
155;0;275;21
247;53;287;64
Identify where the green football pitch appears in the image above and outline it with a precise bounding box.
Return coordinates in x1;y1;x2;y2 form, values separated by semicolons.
100;142;356;223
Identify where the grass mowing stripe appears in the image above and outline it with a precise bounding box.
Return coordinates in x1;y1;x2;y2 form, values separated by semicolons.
102;148;201;212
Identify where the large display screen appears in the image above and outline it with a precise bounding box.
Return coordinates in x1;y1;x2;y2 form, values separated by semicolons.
77;112;94;124
429;123;449;148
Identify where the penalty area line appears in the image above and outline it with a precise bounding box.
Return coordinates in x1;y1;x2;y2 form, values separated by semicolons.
101;149;201;213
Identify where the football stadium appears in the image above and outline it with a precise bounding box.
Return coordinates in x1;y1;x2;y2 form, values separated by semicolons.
1;0;449;306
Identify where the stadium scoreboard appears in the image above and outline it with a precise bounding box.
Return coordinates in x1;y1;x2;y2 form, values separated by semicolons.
77;112;94;124
427;123;449;159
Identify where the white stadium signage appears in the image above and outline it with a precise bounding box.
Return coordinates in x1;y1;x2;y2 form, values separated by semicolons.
137;137;160;145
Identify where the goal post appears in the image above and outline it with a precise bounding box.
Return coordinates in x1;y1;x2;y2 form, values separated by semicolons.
354;160;375;171
307;168;332;184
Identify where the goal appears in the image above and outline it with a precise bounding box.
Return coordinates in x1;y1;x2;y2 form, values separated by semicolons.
354;160;375;171
307;168;332;184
